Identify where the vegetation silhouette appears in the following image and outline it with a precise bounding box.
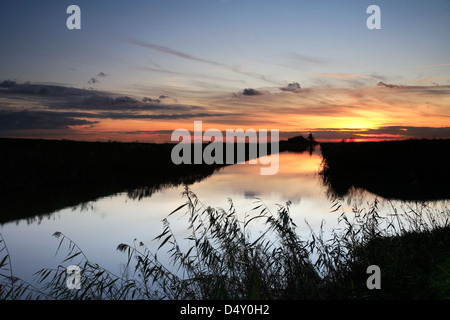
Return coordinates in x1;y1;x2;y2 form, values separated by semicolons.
1;188;449;300
320;139;450;201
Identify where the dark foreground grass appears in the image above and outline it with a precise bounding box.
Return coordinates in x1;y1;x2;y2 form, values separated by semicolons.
1;188;449;300
345;226;450;299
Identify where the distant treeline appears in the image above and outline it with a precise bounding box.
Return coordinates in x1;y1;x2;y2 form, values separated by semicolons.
320;139;450;201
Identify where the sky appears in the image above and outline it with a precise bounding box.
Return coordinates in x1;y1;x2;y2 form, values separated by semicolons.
0;0;449;142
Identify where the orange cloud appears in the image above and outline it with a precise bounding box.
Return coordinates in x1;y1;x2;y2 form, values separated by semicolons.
1;81;449;142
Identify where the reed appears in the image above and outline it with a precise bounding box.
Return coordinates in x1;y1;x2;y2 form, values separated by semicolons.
1;187;449;300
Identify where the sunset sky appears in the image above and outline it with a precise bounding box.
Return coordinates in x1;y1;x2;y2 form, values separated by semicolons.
1;0;449;142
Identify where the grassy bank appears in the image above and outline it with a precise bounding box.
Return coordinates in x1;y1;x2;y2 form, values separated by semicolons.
0;138;218;222
1;188;449;300
320;139;450;201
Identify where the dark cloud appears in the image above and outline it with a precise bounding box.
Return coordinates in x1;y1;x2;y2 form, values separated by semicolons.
0;110;98;130
88;77;99;84
46;94;143;111
0;83;87;96
241;88;262;96
0;83;216;126
0;83;234;133
92;112;234;120
280;82;301;93
68;94;203;112
0;84;201;112
0;80;16;88
375;82;450;96
142;97;161;103
87;72;108;85
0;108;235;132
377;81;402;88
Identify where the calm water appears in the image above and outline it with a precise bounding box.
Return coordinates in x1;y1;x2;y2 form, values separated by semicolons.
0;148;446;286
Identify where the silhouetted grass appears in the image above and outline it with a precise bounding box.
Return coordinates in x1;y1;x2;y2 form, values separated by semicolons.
1;187;449;300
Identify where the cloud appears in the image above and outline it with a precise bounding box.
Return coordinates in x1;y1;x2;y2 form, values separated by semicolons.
0;83;234;128
284;52;331;65
69;95;204;112
142;97;161;103
0;80;16;88
89;112;235;120
241;88;262;96
1;83;88;96
0;108;236;132
49;94;143;111
377;81;402;88
230;65;282;85
86;72;108;85
375;82;450;95
2;80;448;142
306;126;450;140
124;37;282;85
280;82;301;93
2;83;204;112
0;110;98;130
230;87;265;98
143;66;246;84
0;84;137;109
364;126;450;138
124;37;223;67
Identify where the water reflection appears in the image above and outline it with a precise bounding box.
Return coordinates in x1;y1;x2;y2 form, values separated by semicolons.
0;159;222;224
0;150;328;282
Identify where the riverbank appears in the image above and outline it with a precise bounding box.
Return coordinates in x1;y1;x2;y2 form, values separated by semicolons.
0;138;220;222
320;138;450;201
